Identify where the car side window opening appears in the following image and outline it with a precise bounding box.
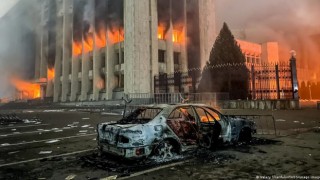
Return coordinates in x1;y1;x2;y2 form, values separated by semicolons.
195;107;215;123
204;107;221;121
168;107;196;123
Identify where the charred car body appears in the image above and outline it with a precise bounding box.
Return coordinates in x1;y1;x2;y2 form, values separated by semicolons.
97;104;256;159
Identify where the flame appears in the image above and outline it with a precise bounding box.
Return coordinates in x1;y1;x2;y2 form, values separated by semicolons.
96;27;106;48
11;78;40;99
83;33;94;53
47;68;55;81
73;41;82;57
108;28;124;44
158;26;165;40
157;26;183;43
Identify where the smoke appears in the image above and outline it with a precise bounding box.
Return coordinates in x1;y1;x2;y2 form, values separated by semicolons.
0;0;39;98
216;0;320;76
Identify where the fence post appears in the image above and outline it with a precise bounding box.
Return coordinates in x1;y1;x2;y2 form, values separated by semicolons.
251;65;256;99
290;55;299;100
275;64;280;99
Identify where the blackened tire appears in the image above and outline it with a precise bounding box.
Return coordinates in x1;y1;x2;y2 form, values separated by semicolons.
238;128;252;143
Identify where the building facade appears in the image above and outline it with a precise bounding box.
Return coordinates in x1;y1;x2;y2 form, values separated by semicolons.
30;0;216;102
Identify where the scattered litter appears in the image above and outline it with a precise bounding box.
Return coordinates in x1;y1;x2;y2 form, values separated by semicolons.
100;175;117;180
45;139;60;144
37;129;44;131
78;133;87;135
63;127;71;129
54;130;63;133
38;178;46;180
301;122;305;125
11;129;17;131
8;151;20;155
89;127;94;129
35;122;42;125
43;109;64;112
39;132;42;135
13;132;21;134
43;130;50;132
79;130;88;133
101;112;121;116
39;151;52;154
81;125;90;128
1;143;10;146
65;174;76;180
51;128;59;130
293;121;300;123
82;118;90;120
276;119;286;122
309;154;312;156
93;138;96;141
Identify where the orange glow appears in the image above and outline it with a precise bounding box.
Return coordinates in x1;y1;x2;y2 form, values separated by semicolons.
172;30;184;43
96;77;105;90
83;33;94;53
158;26;165;40
73;41;82;57
96;27;106;48
47;68;55;81
108;28;124;44
11;78;40;99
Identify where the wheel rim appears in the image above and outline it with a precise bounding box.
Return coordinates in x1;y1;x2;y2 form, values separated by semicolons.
157;141;174;160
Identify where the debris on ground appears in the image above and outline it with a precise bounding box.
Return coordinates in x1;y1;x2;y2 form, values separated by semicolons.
39;151;53;155
0;114;22;125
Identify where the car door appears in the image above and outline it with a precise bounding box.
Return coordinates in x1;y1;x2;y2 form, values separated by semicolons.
166;106;198;145
204;107;232;142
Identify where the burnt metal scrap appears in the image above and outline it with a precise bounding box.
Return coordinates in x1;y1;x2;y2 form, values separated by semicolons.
0;114;22;125
97;104;257;160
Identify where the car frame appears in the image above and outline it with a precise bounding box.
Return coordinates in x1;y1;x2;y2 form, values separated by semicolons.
97;104;256;160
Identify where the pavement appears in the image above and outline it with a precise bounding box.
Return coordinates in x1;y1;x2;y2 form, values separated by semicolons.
0;107;319;180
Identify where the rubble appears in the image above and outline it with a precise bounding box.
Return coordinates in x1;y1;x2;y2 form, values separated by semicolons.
0;114;22;125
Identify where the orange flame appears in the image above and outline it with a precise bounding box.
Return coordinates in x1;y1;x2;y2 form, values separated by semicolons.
73;41;82;57
158;26;165;40
11;78;40;99
96;28;106;48
47;68;55;81
83;33;94;53
108;28;124;44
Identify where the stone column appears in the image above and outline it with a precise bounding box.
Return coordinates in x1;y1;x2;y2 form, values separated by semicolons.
166;17;174;93
106;42;116;100
198;0;216;69
181;0;189;92
70;54;80;101
150;0;159;94
81;49;90;101
93;36;102;101
61;0;73;102
124;0;151;94
53;2;64;102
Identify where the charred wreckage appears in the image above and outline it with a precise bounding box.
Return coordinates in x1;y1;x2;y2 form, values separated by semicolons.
97;104;256;160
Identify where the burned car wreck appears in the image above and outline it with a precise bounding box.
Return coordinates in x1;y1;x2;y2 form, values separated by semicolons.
97;104;256;160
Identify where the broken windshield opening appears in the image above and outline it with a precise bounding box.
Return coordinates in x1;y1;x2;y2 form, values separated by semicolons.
118;107;163;124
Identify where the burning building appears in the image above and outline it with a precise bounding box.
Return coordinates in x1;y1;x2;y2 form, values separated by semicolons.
4;0;216;102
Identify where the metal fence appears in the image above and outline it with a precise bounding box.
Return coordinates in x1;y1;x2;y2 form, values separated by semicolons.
127;92;229;106
154;61;298;100
229;115;277;135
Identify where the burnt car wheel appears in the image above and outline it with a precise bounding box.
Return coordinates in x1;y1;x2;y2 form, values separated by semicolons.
238;128;252;143
155;140;178;160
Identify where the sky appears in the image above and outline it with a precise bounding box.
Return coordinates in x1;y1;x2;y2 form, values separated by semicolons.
215;0;320;74
0;0;19;18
